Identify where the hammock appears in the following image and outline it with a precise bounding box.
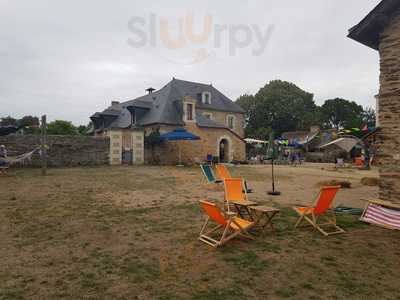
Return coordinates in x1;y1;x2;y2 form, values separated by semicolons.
1;147;40;165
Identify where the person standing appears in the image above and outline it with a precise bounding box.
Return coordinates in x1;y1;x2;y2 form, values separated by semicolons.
0;145;8;175
363;141;371;169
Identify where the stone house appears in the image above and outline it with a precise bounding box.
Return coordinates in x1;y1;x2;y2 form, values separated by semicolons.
90;78;246;165
348;0;400;203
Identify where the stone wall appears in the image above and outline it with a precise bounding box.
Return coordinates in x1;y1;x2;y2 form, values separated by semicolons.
144;124;246;165
0;135;109;167
377;10;400;203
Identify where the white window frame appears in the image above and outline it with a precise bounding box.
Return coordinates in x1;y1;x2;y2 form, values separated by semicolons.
187;103;194;120
202;92;212;105
184;101;196;122
227;114;235;130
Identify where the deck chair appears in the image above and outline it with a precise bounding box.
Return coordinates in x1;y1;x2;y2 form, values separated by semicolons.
200;164;222;184
216;164;253;193
199;200;255;247
224;178;258;220
216;164;232;180
293;186;345;236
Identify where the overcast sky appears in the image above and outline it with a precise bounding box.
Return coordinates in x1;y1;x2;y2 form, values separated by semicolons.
0;0;381;125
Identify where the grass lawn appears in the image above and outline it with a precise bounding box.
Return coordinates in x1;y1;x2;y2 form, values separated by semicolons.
0;166;399;299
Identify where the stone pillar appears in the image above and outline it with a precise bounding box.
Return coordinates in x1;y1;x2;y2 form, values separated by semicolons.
378;11;400;203
109;130;122;165
131;131;144;164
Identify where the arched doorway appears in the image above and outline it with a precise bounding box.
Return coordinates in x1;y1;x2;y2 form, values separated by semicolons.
219;139;229;162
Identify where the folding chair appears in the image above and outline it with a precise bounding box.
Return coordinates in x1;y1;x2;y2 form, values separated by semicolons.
199;200;255;247
216;164;253;193
293;186;345;236
216;164;232;180
224;178;258;220
200;164;222;184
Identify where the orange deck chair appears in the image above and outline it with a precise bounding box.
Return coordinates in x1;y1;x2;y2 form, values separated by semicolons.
216;164;232;180
224;178;258;219
216;164;253;193
199;200;255;247
293;186;345;236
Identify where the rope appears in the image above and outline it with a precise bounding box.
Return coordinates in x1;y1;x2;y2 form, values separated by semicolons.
1;147;41;165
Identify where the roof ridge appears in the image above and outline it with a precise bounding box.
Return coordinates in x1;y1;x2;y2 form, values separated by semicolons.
172;77;212;87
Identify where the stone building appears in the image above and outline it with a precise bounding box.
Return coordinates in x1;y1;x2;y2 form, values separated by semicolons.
348;0;400;203
90;78;246;165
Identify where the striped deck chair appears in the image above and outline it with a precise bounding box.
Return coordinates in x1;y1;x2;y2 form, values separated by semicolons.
224;178;258;220
293;186;345;236
200;165;222;184
216;164;253;193
360;200;400;230
199;200;255;247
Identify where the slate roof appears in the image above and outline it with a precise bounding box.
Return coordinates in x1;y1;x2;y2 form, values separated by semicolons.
348;0;400;50
91;78;244;131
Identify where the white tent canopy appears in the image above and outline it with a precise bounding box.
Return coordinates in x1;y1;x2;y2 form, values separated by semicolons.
244;138;269;145
320;137;358;152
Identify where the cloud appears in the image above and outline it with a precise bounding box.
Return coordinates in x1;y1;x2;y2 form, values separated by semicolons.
0;0;381;125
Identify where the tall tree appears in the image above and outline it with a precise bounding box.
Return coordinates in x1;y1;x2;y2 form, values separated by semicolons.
47;120;79;135
321;98;364;130
361;107;376;128
237;80;320;139
236;94;255;136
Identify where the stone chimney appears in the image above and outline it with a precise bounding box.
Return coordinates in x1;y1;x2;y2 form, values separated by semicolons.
111;101;120;108
146;87;156;94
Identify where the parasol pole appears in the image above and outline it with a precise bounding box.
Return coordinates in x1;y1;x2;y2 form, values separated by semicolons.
267;131;281;196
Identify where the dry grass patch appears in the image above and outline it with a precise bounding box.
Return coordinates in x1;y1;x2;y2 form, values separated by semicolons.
316;179;352;189
0;166;397;299
361;177;381;186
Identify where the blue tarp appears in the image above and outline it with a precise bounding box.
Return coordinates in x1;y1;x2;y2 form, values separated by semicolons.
160;128;200;141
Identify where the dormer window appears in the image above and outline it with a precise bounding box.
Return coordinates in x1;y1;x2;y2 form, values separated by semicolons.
227;115;235;130
182;96;197;122
186;103;194;121
202;92;211;105
131;110;136;125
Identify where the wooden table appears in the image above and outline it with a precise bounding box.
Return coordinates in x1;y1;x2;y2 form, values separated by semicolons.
250;206;280;231
229;200;258;220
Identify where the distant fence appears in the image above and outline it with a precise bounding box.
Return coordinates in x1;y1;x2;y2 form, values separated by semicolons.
0;135;110;167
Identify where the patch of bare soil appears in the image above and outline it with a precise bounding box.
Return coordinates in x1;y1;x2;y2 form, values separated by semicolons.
361;177;381;186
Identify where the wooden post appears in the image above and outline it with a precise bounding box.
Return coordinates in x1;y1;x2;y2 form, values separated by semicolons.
41;115;47;176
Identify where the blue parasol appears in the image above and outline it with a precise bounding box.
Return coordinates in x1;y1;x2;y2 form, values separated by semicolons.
160;128;200;165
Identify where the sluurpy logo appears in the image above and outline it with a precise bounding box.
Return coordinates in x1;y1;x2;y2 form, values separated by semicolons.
127;13;274;65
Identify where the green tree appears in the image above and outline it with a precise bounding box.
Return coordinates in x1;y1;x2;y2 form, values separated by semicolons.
0;116;18;126
144;129;163;164
321;98;364;130
20;116;40;134
47;120;79;135
361;107;376;128
237;80;321;139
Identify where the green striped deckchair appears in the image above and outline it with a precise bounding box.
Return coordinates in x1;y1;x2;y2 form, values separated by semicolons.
200;165;222;184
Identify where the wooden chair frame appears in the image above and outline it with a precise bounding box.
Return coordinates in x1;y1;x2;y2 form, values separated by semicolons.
199;201;255;247
223;178;257;220
293;186;345;236
200;164;222;184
